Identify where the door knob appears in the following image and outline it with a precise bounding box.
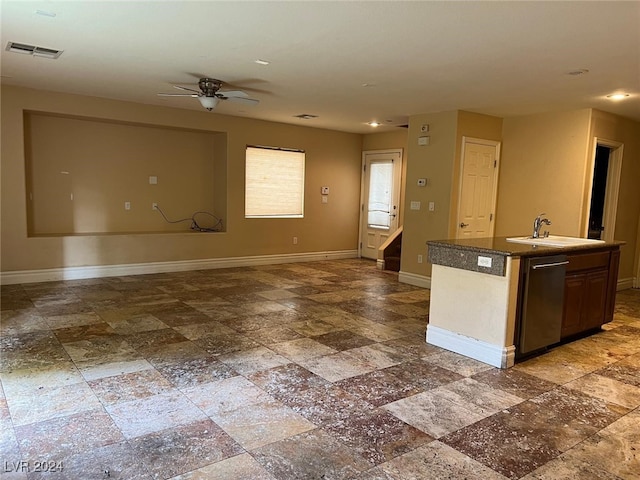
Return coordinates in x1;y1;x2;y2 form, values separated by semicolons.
460;222;469;228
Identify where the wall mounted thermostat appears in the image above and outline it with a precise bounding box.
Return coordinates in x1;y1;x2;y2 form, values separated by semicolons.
417;178;427;187
420;124;429;133
321;186;329;195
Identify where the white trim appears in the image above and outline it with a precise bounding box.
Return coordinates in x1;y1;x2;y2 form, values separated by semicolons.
426;324;516;369
0;250;358;285
618;277;635;291
398;270;431;289
376;259;385;270
584;138;623;241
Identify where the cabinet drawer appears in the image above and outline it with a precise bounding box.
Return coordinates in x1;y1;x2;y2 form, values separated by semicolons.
566;251;610;272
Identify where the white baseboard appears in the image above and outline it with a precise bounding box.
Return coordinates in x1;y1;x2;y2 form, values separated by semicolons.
0;250;358;285
618;277;635;291
376;259;385;270
426;324;516;369
398;270;431;289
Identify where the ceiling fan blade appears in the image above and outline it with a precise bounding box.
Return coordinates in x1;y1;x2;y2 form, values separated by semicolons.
158;93;199;97
225;96;259;106
173;85;201;94
217;90;249;98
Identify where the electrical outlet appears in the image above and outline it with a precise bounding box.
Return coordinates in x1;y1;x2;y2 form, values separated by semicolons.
152;203;158;210
418;254;423;264
478;256;492;268
124;201;131;210
293;236;298;245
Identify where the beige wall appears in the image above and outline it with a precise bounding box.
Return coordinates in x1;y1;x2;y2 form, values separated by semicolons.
495;109;593;237
25;112;220;235
400;110;502;277
401;107;638;285
450;111;504;238
496;108;640;283
401;111;459;276
588;110;640;282
1;85;363;272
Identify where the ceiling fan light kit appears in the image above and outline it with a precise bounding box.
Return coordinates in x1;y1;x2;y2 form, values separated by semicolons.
198;96;220;110
158;77;259;111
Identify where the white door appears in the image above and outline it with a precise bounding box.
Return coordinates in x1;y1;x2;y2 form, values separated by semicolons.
359;149;402;259
456;138;500;239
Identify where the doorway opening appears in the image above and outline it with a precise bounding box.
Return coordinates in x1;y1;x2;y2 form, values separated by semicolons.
588;145;611;239
586;138;623;242
358;149;402;260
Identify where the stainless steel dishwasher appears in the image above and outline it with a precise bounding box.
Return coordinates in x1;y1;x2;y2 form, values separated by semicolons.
518;254;569;356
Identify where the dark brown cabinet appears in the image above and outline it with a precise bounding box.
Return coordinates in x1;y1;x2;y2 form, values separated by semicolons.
560;249;618;339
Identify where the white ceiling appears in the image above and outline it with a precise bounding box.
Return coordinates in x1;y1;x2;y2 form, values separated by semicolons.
1;1;639;134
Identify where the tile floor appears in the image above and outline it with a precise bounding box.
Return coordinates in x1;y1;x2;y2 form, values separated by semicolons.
1;259;639;479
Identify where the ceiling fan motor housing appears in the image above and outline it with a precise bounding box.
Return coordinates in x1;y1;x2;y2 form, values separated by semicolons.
199;78;222;96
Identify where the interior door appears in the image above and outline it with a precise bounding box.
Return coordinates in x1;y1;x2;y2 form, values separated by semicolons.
586;138;623;243
359;149;402;259
456;138;500;239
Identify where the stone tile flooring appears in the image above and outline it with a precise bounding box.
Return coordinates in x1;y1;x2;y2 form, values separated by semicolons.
1;259;639;479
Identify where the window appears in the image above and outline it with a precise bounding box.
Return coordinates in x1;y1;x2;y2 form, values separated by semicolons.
367;160;393;229
245;146;305;218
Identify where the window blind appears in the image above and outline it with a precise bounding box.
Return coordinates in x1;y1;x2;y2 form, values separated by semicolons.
245;146;305;217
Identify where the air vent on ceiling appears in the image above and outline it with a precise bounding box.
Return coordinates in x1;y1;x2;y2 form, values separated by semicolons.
6;42;63;59
294;114;318;120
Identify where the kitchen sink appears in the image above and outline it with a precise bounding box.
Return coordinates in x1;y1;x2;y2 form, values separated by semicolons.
506;235;606;248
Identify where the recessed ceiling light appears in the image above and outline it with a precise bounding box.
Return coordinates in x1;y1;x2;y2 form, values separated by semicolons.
368;121;381;127
35;9;56;17
362;83;376;87
567;69;589;76
255;59;270;65
294;114;318;120
606;93;630;100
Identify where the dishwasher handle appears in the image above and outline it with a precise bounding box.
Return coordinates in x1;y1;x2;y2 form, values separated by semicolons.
532;260;569;270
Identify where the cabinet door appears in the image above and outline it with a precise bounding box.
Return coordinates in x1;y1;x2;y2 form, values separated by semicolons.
583;270;608;330
562;274;586;338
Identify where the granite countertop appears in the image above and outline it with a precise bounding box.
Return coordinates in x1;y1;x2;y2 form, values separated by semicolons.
427;236;624;258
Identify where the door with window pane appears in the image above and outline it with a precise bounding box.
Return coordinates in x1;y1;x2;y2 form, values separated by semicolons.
360;150;402;260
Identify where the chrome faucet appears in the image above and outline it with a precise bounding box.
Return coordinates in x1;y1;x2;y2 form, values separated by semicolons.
532;213;551;238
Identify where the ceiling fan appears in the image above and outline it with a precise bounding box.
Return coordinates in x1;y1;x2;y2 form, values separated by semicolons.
158;78;259;111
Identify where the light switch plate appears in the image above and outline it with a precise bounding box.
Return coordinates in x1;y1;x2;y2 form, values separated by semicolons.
410;201;421;210
149;176;158;185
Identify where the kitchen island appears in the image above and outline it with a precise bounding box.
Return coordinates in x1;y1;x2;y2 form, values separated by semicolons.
426;236;622;368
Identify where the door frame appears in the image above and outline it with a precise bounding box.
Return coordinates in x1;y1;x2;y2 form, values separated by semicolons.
358;149;403;258
455;137;501;239
583;137;623;243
